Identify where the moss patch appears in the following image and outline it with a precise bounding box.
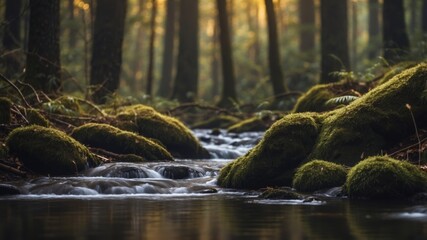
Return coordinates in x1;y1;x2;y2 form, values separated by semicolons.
26;109;50;127
191;115;240;129
345;156;427;199
6;125;96;176
310;64;427;166
259;187;303;199
71;123;173;161
218;113;323;189
292;160;348;192
0;97;12;124
115;104;209;159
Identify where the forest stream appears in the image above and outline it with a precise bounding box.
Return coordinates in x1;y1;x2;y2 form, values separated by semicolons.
0;129;427;239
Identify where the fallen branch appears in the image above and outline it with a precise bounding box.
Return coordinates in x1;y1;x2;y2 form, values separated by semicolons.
0;162;26;177
0;73;31;108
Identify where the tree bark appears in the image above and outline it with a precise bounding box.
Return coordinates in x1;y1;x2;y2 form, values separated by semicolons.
383;0;410;64
216;0;237;107
265;0;286;97
146;0;157;96
298;0;315;53
320;0;350;83
2;0;22;78
422;0;427;36
368;0;380;59
158;0;177;98
25;0;61;94
90;0;127;104
68;0;77;49
172;0;199;103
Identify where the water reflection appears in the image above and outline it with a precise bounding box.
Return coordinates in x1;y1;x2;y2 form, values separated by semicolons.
1;197;427;240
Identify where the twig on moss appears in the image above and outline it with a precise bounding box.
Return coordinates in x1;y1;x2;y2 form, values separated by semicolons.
406;103;422;165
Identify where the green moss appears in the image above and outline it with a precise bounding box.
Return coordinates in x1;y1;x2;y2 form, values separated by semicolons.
26;109;50;127
191;115;240;129
42;96;83;116
377;61;417;85
0;142;7;160
310;64;427;166
115;104;209;159
6;125;96;176
292;84;337;113
345;156;427;199
71;123;173;161
218;113;323;189
259;187;303;199
227;117;268;133
292;160;348;192
0;97;12;124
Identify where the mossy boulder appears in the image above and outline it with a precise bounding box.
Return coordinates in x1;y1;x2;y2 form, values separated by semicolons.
227;111;280;133
6;126;96;176
292;160;348;192
345;156;427;199
115;104;209;159
192;115;240;129
377;61;417;85
71;123;173;161
0;97;12;124
310;64;427;166
259;187;303;200
218;113;323;189
26;109;50;127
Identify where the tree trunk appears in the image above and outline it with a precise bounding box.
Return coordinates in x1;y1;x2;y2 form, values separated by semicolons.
25;0;61;94
211;21;220;100
172;0;199;103
158;0;177;98
216;0;237;107
320;0;350;83
265;0;286;97
2;0;22;78
351;1;358;71
68;0;77;49
298;0;315;53
383;0;410;64
368;0;380;59
146;0;157;96
422;0;427;37
90;0;127;104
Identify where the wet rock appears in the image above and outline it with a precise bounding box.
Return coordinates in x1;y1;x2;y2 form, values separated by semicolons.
259;187;303;200
155;165;205;179
0;184;20;195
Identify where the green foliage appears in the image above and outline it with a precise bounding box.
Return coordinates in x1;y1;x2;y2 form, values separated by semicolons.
292;84;338;113
6;125;97;176
292;160;348;192
324;95;359;107
71;123;173;161
42;96;82;116
345;156;427;199
26;109;50;127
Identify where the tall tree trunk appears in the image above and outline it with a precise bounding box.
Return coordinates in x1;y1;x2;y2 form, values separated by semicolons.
368;0;380;59
265;0;286;98
351;1;358;71
383;0;410;64
2;0;22;77
25;0;61;94
130;0;144;94
68;0;77;49
158;0;177;98
90;0;127;104
211;21;220;100
409;0;417;35
172;0;199;103
422;0;427;37
216;0;237;107
298;0;315;53
146;0;157;96
320;0;350;83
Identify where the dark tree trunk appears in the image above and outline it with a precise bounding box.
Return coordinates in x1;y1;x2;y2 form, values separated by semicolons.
383;0;410;64
320;0;350;83
68;0;77;49
90;0;127;104
216;0;237;107
265;0;286;97
2;0;22;77
410;0;417;35
422;0;427;36
130;0;145;94
298;0;315;53
25;0;61;93
158;0;177;98
368;0;380;59
210;21;220;99
351;1;358;70
146;0;157;96
172;0;199;103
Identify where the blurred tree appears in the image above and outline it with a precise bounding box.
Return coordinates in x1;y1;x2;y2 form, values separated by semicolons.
2;0;22;78
158;0;177;98
130;0;145;94
90;0;127;104
383;0;410;64
25;0;61;94
368;0;380;59
68;0;77;49
172;0;199;102
146;0;157;96
320;0;350;83
422;0;427;36
265;0;286;99
210;20;221;99
298;0;315;54
217;0;237;107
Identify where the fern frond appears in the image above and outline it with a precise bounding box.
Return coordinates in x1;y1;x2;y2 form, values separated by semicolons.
325;95;359;107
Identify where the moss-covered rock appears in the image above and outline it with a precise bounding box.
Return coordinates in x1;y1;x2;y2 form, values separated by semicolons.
71;123;173;161
115;104;209;159
192;115;240;129
345;156;427;199
377;61;417;85
218;113;323;189
226;112;279;133
0;97;12;124
292;160;348;192
6;125;96;176
259;187;303;199
26;109;50;127
310;64;427;166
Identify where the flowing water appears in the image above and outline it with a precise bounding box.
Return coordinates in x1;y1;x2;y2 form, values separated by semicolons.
1;129;427;239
